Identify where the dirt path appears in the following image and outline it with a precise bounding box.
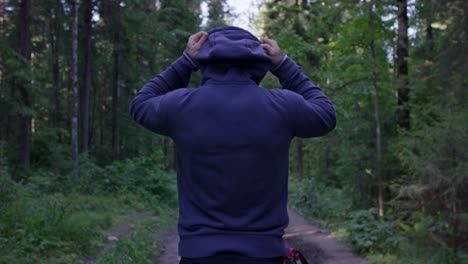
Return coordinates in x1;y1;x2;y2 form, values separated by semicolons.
156;209;370;264
284;208;370;264
157;229;180;264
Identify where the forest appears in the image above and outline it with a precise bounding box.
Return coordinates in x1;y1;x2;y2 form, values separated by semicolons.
0;0;466;263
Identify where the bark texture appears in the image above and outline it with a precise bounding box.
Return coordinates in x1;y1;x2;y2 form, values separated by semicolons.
17;0;32;168
72;0;79;172
397;0;409;129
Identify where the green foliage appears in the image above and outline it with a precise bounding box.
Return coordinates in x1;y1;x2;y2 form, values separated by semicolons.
101;156;177;207
267;0;466;259
0;192;99;262
58;211;99;251
368;241;468;264
344;208;403;255
288;176;351;222
398;211;436;240
394;108;468;257
97;216;170;264
0;170;17;208
99;237;153;264
0;41;32;85
31;127;71;174
0;155;177;262
398;109;467;212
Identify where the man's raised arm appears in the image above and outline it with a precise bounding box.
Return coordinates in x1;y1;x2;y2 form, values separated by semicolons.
261;37;336;138
130;31;208;135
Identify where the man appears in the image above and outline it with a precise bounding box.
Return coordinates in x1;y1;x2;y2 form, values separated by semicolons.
130;26;336;264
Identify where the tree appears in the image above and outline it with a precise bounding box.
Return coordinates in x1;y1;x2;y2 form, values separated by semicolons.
205;0;229;29
16;0;32;168
146;0;156;10
48;0;64;130
72;0;79;172
261;0;335;181
81;0;93;154
397;0;409;129
186;0;202;11
396;0;468;252
111;0;121;161
1;0;202;169
368;0;383;218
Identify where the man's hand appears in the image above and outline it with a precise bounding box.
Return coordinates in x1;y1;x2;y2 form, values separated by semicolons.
186;31;209;59
260;37;283;66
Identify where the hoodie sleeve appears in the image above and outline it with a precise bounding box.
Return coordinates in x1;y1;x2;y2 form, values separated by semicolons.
129;52;197;135
271;56;336;138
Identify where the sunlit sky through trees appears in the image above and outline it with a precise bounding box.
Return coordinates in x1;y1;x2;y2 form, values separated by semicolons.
90;1;265;34
202;0;264;33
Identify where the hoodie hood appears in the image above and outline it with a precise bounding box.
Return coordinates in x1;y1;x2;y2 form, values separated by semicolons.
196;26;272;85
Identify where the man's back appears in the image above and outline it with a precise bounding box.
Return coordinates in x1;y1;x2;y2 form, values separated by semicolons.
166;81;292;257
130;26;336;260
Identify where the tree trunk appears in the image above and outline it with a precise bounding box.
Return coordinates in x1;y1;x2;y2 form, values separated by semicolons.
17;0;32;169
50;0;63;129
146;0;156;10
369;0;384;218
81;0;92;154
111;1;121;161
89;58;98;148
425;1;434;59
397;0;409;129
451;203;459;253
72;0;79;173
186;0;201;11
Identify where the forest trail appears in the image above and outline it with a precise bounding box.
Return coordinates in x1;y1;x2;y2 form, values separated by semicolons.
284;209;370;264
156;208;370;264
82;211;153;264
157;229;180;264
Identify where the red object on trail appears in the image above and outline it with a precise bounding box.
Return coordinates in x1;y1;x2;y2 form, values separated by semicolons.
283;248;308;264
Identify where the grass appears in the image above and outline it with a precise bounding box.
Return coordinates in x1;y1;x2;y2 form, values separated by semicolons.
367;241;468;264
0;192;177;264
0;156;179;263
97;208;176;263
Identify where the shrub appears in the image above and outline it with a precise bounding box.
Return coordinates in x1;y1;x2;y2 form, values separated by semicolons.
58;211;99;252
98;230;154;264
0;154;177;262
344;208;403;254
75;156;105;193
101;157;176;206
0;191;100;260
0;170;17;208
31;127;70;174
288;176;351;222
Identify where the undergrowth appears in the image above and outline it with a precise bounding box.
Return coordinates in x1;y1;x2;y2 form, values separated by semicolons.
0;155;177;263
97;208;176;264
288;176;468;264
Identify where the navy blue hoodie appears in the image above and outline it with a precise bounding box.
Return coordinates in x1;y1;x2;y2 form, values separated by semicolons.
130;26;336;258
